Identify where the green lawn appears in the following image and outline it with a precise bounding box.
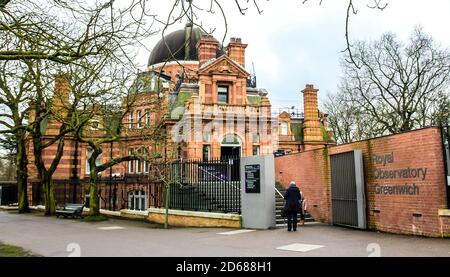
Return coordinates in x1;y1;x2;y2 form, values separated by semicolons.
0;243;37;257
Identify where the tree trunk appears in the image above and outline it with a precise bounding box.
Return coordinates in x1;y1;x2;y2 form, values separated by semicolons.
42;176;56;216
89;168;100;216
16;135;29;213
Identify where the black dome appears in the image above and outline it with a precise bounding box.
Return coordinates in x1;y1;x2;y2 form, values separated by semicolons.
147;26;225;66
147;27;203;66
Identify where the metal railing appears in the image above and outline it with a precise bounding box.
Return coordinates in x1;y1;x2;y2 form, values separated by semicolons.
440;123;450;208
31;178;164;211
274;187;284;198
29;158;242;214
0;183;17;206
168;157;241;214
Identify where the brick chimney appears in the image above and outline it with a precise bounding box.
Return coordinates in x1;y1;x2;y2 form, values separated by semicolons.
197;34;219;67
226;37;247;68
53;74;70;107
302;84;324;143
52;74;71;117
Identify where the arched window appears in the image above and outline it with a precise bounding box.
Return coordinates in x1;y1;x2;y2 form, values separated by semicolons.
128;190;148;211
150;78;156;91
86;148;101;173
129;111;134;129
145;111;151;127
221;134;241;145
137;110;142;128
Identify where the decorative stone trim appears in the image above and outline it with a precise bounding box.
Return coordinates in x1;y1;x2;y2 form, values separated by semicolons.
148;207;241;220
0;205;19;210
120;209;149;219
438;209;450;217
30;205;45;211
148;208;241;228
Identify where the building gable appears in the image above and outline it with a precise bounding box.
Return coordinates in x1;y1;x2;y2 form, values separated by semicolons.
198;55;249;78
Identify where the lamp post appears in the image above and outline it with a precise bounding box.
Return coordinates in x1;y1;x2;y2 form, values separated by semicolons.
70;139;79;204
109;140;113;210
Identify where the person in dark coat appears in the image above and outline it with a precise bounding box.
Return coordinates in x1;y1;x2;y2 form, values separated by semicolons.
284;181;302;231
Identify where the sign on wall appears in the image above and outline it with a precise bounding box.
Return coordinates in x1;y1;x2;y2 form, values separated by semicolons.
245;164;260;193
372;152;427;195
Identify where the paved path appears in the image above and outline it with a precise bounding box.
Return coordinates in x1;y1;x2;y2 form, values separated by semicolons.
0;211;449;257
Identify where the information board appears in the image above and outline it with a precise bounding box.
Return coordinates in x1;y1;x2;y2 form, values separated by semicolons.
245;164;261;193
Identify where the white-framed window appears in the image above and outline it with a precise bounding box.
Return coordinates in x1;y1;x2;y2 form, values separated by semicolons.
137;110;142;129
145;111;151;127
136;159;141;174
281;122;288;135
150;78;156;91
84;193;90;208
253;145;260;156
218;86;229;104
90;120;99;130
128;149;134;174
129;111;134;129
128;190;148;211
86;148;101;173
202;145;211;161
138;82;145;92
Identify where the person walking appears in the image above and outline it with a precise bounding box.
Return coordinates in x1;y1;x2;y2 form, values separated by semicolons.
283;181;302;231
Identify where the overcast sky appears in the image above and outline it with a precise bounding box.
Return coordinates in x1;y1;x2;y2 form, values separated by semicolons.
137;1;450;111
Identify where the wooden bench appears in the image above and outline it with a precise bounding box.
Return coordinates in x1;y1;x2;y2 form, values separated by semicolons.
56;204;85;219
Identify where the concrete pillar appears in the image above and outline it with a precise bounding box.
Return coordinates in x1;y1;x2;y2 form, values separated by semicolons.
240;155;276;229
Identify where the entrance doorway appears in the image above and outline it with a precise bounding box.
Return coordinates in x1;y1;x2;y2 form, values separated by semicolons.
220;134;242;160
220;134;241;181
220;146;241;160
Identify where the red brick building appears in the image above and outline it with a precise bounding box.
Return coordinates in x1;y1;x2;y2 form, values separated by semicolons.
25;24;335;211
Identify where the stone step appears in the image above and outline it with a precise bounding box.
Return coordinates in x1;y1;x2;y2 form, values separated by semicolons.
276;218;315;224
276;215;314;221
275;215;313;221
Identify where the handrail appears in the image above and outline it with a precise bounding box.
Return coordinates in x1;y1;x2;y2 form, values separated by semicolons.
198;166;227;182
274;187;284;198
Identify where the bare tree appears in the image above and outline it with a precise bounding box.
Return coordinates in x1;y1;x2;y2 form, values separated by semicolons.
0;60;35;212
325;88;385;144
0;151;15;181
327;27;450;142
0;1;154;64
0;0;156;213
68;59;167;218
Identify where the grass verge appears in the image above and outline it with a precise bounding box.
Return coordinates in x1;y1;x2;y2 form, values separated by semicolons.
82;215;108;222
0;243;38;257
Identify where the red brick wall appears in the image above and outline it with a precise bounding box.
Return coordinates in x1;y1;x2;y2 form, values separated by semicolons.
275;127;449;237
275;147;331;223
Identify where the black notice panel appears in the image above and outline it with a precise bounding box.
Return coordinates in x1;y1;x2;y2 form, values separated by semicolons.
245;164;261;193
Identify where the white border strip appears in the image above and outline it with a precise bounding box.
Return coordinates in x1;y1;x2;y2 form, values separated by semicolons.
217;229;255;235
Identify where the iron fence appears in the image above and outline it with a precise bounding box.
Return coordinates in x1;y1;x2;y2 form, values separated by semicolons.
440;122;450;208
30;157;242;214
168;157;241;214
31;177;164;211
0;182;18;206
